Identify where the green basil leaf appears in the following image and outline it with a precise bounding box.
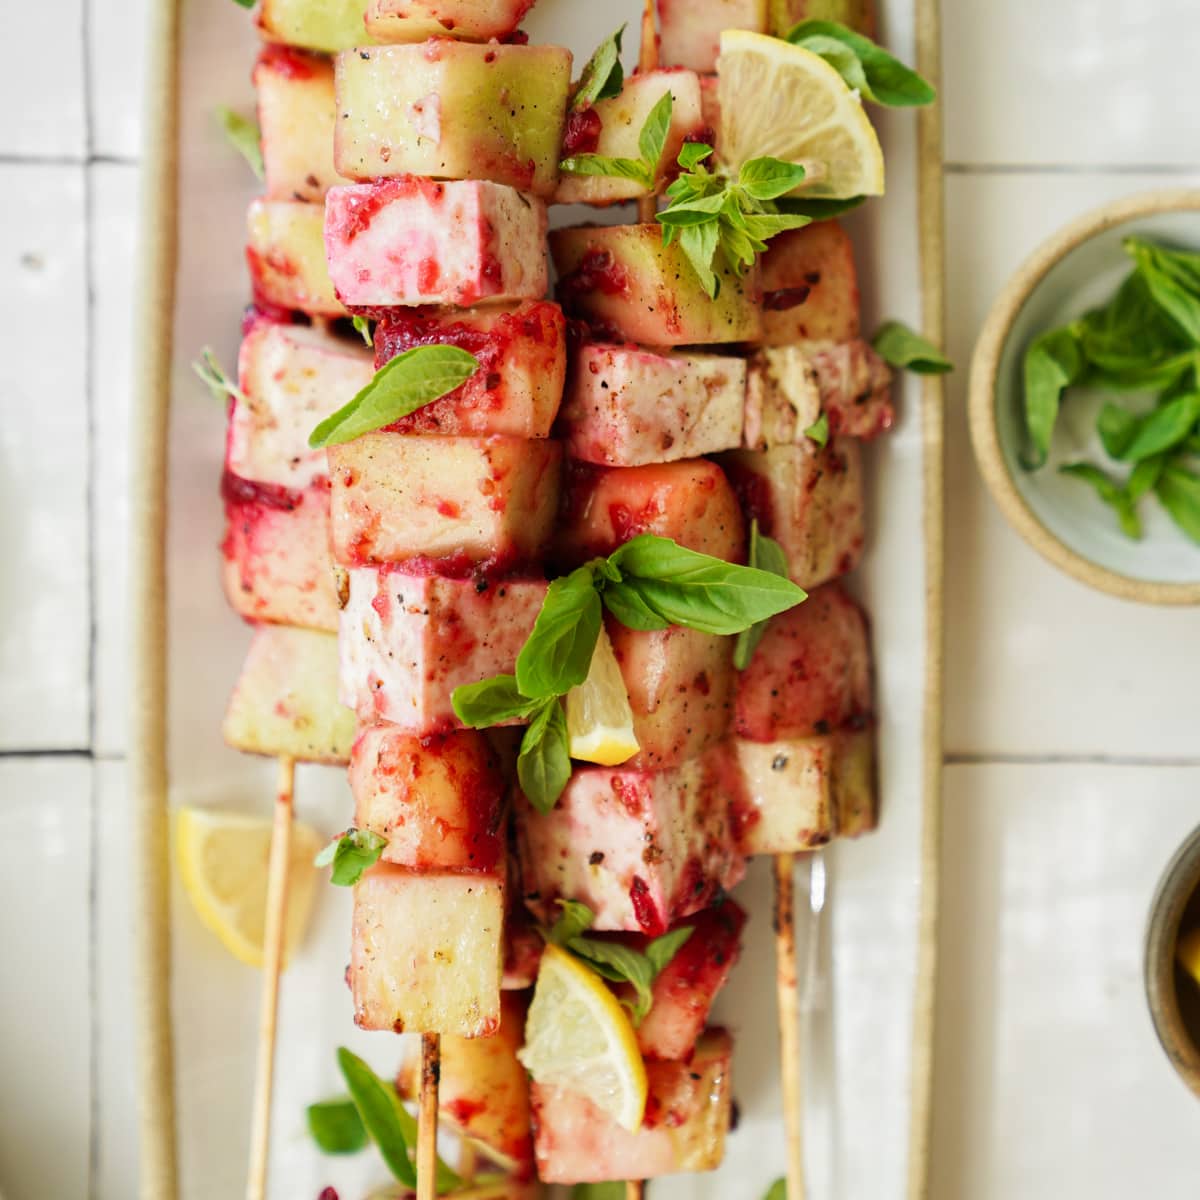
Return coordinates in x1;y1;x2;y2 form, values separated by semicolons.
1117;392;1200;462
518;701;572;813
1125;236;1200;344
657;192;729;225
574;25;626;110
645;925;694;977
764;1180;787;1200
1127;454;1166;503
307;1096;367;1154
804;411;830;448
786;19;936;106
451;673;542;728
1079;271;1193;387
231;0;254;9
638;90;674;173
352;315;373;347
740;210;813;241
794;34;871;96
559;154;651;184
216;106;264;180
192;347;247;405
516;566;603;698
733;521;792;670
601;579;674;631
567;936;656;1022
1096;402;1139;459
1156;462;1200;543
774;194;867;220
872;321;953;375
1021;325;1084;469
337;1048;418;1188
315;828;388;887
572;1185;628;1200
309;345;479;448
608;534;807;635
676;220;722;299
547;899;596;946
739;156;810;200
1059;462;1141;539
677;142;714;170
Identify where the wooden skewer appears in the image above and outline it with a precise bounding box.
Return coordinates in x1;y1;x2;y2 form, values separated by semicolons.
775;852;805;1200
417;1032;441;1200
457;1139;479;1184
245;755;297;1200
626;1182;645;1199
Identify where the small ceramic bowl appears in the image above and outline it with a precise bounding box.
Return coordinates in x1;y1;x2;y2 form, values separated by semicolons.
1144;824;1200;1100
970;189;1200;605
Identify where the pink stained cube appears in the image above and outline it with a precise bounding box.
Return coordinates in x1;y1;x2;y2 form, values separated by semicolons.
760;220;861;345
657;0;767;72
365;0;537;43
338;566;547;732
324;177;548;309
246;198;344;317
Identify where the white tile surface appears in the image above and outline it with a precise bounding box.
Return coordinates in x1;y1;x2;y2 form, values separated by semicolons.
88;0;150;159
92;164;139;757
944;169;1200;759
0;758;92;1200
933;763;1200;1200
943;0;1200;168
0;164;91;750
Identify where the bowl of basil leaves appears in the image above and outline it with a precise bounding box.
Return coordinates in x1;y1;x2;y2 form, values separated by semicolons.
970;189;1200;604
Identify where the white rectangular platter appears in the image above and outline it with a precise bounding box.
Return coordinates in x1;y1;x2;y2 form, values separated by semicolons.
151;2;941;1196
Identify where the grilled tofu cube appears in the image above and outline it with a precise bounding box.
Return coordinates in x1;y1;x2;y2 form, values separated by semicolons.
223;625;356;763
833;727;877;837
761;221;860;345
351;727;505;871
365;0;536;42
531;1029;733;1182
221;474;338;632
229;321;373;490
558;343;744;467
637;899;746;1061
734;582;872;741
334;44;571;198
610;621;734;770
373;302;565;439
557;458;746;567
518;752;744;935
742;341;894;448
657;0;768;72
339;567;547;731
726;734;836;854
721;438;864;588
257;0;375;53
769;0;877;37
351;866;503;1036
551;224;762;346
555;70;706;206
254;46;348;203
246;199;344;317
325;179;548;309
329;433;561;570
398;992;533;1175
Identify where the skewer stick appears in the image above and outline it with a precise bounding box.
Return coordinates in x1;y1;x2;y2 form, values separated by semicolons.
626;1182;645;1200
417;1033;441;1200
636;0;658;225
774;853;806;1200
457;1139;478;1184
245;755;297;1200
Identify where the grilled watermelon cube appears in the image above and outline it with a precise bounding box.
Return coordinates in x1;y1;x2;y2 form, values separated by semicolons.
556;458;745;568
257;0;375;53
550;223;762;346
558;343;744;467
372;302;565;439
221;474;337;633
338;567;547;732
329;433;561;571
531;1028;734;1182
351;866;503;1036
365;0;536;42
254;46;348;203
229;320;373;490
555;70;706;206
761;220;861;345
334;43;571;198
721;438;864;588
350;726;505;872
222;625;356;764
246;199;343;317
657;0;768;72
769;0;877;37
325;179;548;309
517;751;744;935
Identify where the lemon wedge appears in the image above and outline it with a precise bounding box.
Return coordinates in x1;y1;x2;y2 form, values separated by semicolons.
716;29;885;198
176;806;321;968
518;944;648;1132
565;627;640;767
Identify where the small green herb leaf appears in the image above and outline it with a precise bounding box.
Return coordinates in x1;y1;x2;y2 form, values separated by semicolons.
1116;392;1200;462
739;156;811;201
804;411;830;448
678;142;714;170
1096;402;1139;459
786;19;936;107
307;1096;367;1154
518;700;572;813
774;194;867;220
192;347;247;405
572;1185;629;1200
451;674;543;728
1128;454;1167;502
1059;462;1141;539
558;154;652;185
733;521;792;670
568;936;657;1021
547;899;596;946
638;90;675;173
516;566;604;699
645;925;695;976
1125;236;1200;344
1021;325;1084;469
872;321;953;375
764;1180;787;1200
352;315;373;347
337;1048;417;1188
230;0;254;9
1156;462;1200;543
574;25;626;110
216;106;263;180
308;345;479;449
314;828;388;887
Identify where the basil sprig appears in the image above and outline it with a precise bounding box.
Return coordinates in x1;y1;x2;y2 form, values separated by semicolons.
216;106;264;180
764;1180;787;1200
573;25;626;111
733;521;792;670
308;345;480;449
314;828;387;886
572;1184;629;1199
785;20;936;107
560;90;674;190
872;321;954;375
306;1096;367;1154
453;534;807;811
192;347;247;405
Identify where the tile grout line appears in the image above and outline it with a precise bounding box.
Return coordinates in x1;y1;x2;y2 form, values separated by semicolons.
945;161;1200;176
945;751;1200;768
0;151;140;166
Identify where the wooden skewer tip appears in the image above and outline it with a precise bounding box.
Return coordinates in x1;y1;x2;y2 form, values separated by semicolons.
416;1032;442;1200
775;852;806;1200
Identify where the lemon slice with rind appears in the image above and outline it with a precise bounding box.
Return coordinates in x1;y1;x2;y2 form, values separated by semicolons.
565;627;640;767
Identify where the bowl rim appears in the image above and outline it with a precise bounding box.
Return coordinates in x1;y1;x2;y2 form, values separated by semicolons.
968;187;1200;606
